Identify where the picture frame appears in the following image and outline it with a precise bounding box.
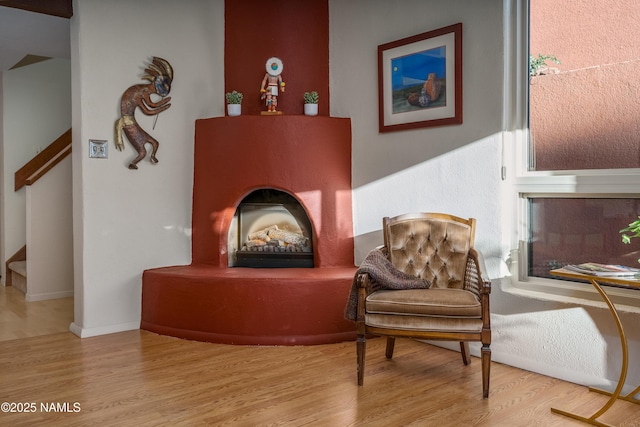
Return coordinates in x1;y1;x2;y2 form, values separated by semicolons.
378;23;462;133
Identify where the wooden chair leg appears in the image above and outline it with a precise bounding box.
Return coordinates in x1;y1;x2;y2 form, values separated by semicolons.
481;344;491;398
357;335;366;386
460;342;471;365
385;336;396;359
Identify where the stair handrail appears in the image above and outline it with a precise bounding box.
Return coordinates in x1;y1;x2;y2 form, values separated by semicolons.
15;128;72;191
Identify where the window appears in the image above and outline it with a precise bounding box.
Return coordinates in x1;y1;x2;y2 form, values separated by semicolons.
528;198;640;280
512;1;640;292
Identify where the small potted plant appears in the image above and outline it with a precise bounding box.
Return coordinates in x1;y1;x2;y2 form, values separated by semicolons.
303;91;319;116
225;90;243;116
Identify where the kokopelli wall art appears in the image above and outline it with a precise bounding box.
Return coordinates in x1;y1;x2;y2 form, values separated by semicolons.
114;56;173;170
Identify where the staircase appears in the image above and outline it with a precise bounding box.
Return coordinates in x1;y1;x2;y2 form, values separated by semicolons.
5;129;72;299
8;262;27;294
6;245;27;294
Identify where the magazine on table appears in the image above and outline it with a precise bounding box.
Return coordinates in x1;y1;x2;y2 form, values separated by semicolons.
563;262;640;277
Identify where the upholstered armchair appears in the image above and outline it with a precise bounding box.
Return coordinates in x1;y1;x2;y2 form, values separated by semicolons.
352;213;491;398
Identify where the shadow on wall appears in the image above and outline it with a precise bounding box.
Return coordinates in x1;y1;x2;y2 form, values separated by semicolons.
354;230;382;264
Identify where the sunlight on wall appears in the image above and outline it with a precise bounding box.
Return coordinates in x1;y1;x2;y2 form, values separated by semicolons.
353;135;502;248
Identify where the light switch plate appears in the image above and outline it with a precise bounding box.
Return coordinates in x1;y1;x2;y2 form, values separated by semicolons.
89;139;108;159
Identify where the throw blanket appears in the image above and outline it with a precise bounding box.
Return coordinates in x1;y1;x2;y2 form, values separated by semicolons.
344;248;431;321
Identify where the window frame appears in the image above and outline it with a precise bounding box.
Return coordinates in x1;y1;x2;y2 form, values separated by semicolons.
505;0;640;306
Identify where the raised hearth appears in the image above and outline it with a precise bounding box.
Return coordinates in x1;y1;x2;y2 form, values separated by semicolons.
142;265;356;345
141;116;356;345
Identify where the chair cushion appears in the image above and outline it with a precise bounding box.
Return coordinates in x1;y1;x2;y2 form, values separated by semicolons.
365;313;483;333
366;288;481;317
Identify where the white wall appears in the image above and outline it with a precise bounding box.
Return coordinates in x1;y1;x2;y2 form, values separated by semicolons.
330;0;640;391
26;155;73;301
329;0;504;263
1;58;71;283
70;0;224;337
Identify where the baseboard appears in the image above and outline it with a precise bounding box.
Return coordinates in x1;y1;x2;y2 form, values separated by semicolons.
25;290;73;302
69;321;139;338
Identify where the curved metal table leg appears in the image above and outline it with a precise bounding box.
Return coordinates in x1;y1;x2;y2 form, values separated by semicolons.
551;278;631;427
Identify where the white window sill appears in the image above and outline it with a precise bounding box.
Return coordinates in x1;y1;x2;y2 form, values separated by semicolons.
504;275;640;315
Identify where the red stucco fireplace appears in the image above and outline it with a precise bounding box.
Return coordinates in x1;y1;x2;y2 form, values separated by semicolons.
141;116;357;345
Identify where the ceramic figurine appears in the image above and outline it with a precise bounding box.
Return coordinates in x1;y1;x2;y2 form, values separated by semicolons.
114;57;173;169
260;57;285;113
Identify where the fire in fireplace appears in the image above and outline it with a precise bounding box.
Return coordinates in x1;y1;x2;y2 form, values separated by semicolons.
229;189;314;268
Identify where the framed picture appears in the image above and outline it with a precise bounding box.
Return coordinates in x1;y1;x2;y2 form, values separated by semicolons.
378;23;462;133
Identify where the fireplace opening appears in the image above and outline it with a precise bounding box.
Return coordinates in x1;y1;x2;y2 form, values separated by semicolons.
229;189;314;268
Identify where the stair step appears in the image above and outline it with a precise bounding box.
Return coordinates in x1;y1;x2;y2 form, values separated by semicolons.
8;260;27;294
8;260;27;277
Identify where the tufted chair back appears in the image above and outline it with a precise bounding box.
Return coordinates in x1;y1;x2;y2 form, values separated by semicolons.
383;213;475;290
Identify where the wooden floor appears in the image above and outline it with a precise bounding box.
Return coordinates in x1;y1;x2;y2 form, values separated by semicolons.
1;286;639;426
0;285;73;341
